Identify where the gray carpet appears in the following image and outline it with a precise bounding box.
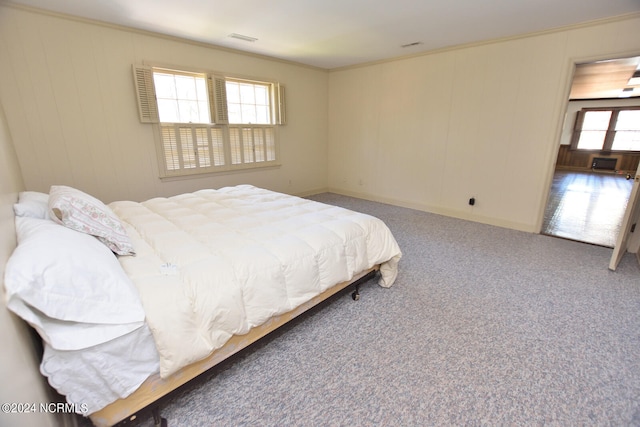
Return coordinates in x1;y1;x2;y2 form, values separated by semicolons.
86;193;640;426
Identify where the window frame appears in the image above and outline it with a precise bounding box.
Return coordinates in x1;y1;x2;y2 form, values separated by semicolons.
133;64;285;179
570;106;640;153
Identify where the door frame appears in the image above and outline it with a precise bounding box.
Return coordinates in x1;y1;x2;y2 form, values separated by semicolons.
538;51;640;254
610;163;640;270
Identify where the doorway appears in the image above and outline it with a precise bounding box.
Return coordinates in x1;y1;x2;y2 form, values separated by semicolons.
542;55;640;247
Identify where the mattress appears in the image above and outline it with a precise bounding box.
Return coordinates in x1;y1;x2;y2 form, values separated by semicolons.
110;185;402;378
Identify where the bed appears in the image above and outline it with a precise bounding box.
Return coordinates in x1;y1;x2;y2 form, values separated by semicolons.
3;184;402;426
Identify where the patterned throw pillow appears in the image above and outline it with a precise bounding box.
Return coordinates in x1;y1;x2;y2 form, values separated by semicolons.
48;185;135;256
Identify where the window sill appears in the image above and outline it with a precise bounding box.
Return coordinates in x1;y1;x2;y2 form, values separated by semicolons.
159;162;282;182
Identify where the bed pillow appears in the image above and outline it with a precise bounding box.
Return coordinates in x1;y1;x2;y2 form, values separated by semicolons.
48;185;135;256
4;217;145;350
13;191;49;219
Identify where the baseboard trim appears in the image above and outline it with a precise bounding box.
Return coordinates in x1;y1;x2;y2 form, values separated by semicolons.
323;187;536;233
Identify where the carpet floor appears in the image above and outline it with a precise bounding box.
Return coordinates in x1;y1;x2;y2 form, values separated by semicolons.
81;193;640;427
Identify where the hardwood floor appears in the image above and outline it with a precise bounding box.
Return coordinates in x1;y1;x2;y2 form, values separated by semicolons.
542;170;634;247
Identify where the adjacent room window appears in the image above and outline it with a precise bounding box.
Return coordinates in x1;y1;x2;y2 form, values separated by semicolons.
133;65;285;178
571;107;640;152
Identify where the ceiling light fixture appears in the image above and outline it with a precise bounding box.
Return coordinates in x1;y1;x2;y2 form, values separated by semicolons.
628;69;640;86
620;88;635;98
228;33;258;43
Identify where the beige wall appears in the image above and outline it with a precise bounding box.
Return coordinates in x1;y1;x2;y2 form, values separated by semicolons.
0;103;58;427
0;6;329;203
328;14;640;232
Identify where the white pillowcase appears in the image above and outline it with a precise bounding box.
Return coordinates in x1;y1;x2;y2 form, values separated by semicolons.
48;185;135;256
4;217;145;350
13;191;49;219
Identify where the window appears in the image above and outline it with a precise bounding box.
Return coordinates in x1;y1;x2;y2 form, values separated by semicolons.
133;65;285;178
612;110;640;151
153;71;210;124
226;80;272;124
572;107;640;152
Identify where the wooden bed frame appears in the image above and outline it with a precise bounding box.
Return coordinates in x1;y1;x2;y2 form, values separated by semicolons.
89;266;379;427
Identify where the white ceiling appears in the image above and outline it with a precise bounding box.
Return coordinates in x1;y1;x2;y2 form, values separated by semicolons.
6;0;640;70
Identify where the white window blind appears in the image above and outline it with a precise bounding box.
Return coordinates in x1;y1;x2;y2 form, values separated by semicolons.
228;126;276;165
160;124;226;173
576;110;612;150
611;110;640;151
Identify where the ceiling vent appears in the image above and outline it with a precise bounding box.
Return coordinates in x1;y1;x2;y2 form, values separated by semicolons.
401;41;423;48
228;33;258;42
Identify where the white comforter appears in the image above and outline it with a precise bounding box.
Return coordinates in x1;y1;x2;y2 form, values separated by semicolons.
109;185;401;378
